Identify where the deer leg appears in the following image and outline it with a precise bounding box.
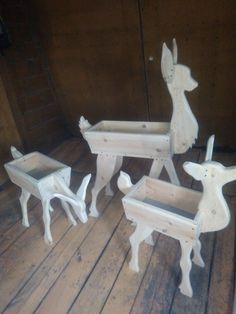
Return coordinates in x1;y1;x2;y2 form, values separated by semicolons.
19;189;31;227
89;154;117;217
149;158;165;178
61;200;77;226
129;223;153;272
179;240;194;297
164;157;180;186
105;156;123;196
192;238;205;267
145;234;155;246
42;199;53;245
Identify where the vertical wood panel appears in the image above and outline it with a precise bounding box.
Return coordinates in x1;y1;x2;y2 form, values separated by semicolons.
32;0;148;134
0;60;22;184
141;0;236;147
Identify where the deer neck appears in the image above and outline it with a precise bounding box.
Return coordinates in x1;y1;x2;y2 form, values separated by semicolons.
167;85;198;154
196;184;230;233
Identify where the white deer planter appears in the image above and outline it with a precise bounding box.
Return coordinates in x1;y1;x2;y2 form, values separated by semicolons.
4;147;91;244
80;39;199;217
117;135;236;297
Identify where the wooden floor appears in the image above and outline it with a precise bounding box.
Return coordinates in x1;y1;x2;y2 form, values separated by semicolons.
0;137;235;314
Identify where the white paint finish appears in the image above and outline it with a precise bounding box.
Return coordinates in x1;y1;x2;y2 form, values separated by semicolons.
79;39;198;216
4;147;91;244
117;135;236;297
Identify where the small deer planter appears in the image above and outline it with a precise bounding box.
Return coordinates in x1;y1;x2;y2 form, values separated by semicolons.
117;135;236;297
80;39;199;217
4;147;91;245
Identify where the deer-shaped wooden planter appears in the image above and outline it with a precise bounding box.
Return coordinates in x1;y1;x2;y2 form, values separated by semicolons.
79;39;198;217
118;135;236;297
4;147;91;244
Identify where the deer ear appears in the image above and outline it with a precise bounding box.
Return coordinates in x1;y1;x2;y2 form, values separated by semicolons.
205;135;215;161
161;42;175;83
76;174;91;201
183;162;204;181
11;146;23;159
172;38;178;65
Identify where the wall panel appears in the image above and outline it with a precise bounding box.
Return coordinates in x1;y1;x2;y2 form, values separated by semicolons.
140;0;236;147
32;0;148;134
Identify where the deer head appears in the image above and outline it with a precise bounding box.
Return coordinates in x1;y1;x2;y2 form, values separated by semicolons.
161;38;198;91
52;174;91;223
161;39;199;154
183;135;236;232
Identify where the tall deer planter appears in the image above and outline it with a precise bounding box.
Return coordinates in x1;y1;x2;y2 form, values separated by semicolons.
80;39;199;217
118;136;236;297
4;147;91;244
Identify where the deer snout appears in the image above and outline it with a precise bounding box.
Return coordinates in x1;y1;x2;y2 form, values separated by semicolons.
186;77;198;91
79;210;88;223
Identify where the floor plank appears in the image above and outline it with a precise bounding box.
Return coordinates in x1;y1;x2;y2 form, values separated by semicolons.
206;198;235;314
69;216;132;314
5;191;112;314
35;192;124;314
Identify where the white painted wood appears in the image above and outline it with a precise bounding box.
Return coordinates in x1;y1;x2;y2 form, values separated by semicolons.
4;147;91;244
79;39;198;216
118;135;236;297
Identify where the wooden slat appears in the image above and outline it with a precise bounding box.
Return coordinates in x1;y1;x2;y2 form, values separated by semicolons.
206;198;235;314
35;192;124;314
4;190;112;313
131;235;180;314
69;216;132;313
101;235;158;314
0;203;63;313
169;233;215;314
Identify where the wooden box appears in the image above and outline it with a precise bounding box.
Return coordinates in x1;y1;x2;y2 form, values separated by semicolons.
83;120;171;158
4;152;71;199
121;176;201;241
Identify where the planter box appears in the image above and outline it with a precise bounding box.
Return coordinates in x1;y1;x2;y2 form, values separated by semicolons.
121;176;201;241
5;152;71;199
83;120;171;158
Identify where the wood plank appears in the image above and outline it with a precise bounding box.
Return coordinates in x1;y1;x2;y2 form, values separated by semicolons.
206;198;235;314
4;191;112;313
35;192;124;314
130;235;180;314
0;203;63;312
101;234;158;314
69;215;132;314
169;233;215;314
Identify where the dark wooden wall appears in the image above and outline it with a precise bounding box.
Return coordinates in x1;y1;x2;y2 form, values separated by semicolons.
31;0;236;148
1;0;70;154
